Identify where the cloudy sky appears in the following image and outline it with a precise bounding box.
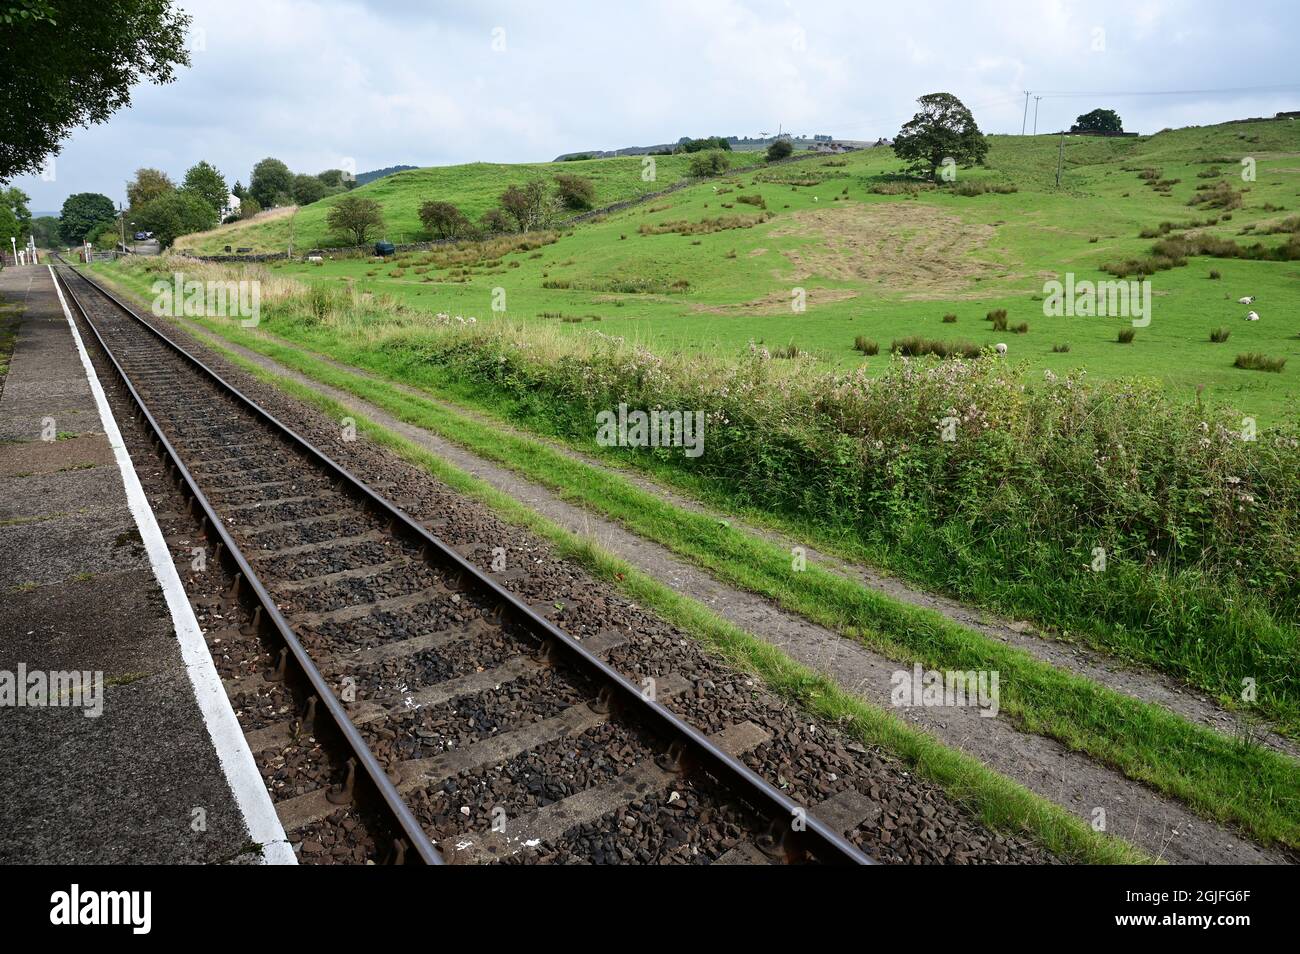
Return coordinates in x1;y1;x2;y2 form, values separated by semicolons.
14;0;1300;214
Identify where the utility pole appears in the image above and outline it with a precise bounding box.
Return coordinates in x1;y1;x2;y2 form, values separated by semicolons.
119;203;126;252
1021;91;1030;134
1033;96;1041;135
1055;130;1066;187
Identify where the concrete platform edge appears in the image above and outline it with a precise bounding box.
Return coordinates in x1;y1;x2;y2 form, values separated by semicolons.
50;266;295;866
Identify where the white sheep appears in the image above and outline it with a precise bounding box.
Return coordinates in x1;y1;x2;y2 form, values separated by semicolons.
1238;296;1255;304
1245;310;1260;321
306;255;323;263
995;342;1008;355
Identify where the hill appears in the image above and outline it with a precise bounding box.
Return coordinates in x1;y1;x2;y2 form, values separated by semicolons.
176;153;714;253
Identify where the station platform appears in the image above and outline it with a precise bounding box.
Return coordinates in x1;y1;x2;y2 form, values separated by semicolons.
0;264;290;864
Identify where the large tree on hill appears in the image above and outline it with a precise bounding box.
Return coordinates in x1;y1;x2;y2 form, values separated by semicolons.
326;195;385;245
126;167;175;210
134;189;217;248
1073;108;1123;133
57;192;115;243
182;161;229;214
249;157;294;208
0;1;191;181
892;93;989;180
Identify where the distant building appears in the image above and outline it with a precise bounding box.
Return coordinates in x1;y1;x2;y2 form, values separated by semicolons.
221;193;241;220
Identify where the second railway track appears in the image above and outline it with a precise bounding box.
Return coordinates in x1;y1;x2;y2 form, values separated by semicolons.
53;261;874;866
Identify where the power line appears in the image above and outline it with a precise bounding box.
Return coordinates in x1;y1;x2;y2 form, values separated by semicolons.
1030;83;1300;99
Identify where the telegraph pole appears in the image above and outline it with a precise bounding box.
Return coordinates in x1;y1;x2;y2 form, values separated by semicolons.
1056;130;1066;187
1033;96;1041;135
1021;91;1030;134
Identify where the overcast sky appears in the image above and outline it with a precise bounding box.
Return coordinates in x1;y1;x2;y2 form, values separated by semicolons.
14;0;1300;214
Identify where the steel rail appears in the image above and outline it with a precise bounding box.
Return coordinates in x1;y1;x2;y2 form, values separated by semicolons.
54;262;444;865
58;260;873;866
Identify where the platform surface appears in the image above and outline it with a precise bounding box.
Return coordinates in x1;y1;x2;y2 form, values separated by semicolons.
0;265;267;864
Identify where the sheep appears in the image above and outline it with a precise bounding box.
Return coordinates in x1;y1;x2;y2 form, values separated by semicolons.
306;255;323;263
994;342;1008;355
1245;310;1260;321
1238;296;1255;304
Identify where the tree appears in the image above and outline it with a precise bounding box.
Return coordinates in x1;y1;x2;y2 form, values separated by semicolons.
291;173;330;206
766;138;794;162
126;168;174;210
2;187;31;235
479;208;511;235
688;151;730;177
249;157;293;208
57;192;116;243
0;203;20;250
317;168;352;189
231;180;247;200
418;200;473;240
30;215;59;247
182;161;228;214
499;180;554;231
237;196;262;219
1072;108;1123;134
133;189;217;247
0;1;190;181
892;92;989;180
553;173;596;210
674;136;732;153
326;195;384;245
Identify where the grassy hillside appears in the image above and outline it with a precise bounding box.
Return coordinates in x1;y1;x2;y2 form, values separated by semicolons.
210;117;1300;421
177;153;714;253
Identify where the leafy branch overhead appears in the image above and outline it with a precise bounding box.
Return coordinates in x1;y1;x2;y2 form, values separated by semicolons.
0;0;192;181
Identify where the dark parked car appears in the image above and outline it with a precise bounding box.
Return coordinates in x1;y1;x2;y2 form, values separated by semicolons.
374;241;396;256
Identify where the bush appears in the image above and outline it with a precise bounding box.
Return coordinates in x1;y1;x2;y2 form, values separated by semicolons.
1210;327;1231;343
891;336;982;359
1234;353;1286;372
553;173;596;210
853;335;879;355
942;313;957;323
1209;269;1222;280
766;139;794;161
688;151;730;178
418;200;474;240
1052;343;1071;353
1117;328;1136;343
949;179;1018;196
325;195;385;245
1012;322;1029;334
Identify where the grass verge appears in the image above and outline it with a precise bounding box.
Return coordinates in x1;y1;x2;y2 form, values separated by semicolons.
184;323;1151;865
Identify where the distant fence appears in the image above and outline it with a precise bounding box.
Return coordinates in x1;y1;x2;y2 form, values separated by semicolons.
182;146;861;264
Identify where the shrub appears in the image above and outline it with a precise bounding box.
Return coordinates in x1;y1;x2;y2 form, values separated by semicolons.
1209;269;1222;280
689;151;730;178
985;308;1006;322
326;195;385;245
942;313;957;323
891;336;982;359
553;173;596;210
1117;328;1136;343
1234;353;1286;372
1052;343;1071;353
1012;322;1029;334
1210;327;1231;343
418;200;474;240
853;335;879;355
766;139;794;161
990;313;1008;331
735;193;766;208
949;179;1017;196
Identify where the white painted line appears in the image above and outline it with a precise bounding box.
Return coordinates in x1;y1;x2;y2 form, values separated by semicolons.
49;266;296;866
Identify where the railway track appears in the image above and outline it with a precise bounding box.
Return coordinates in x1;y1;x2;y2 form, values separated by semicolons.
54;260;875;866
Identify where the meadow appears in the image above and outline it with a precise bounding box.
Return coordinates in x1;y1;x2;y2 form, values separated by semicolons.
181;119;1300;422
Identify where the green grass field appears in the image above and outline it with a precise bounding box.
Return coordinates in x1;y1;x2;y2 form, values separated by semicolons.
189;118;1300;422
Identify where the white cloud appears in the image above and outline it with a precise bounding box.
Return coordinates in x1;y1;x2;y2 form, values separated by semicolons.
12;0;1300;213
